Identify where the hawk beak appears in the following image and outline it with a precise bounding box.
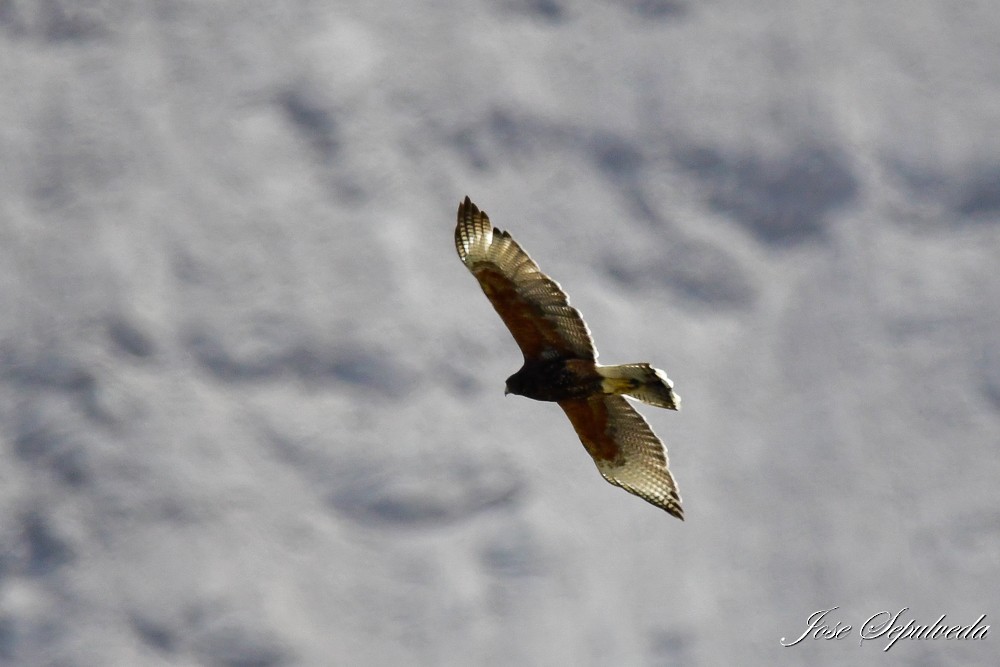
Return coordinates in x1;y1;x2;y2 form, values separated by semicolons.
504;386;510;396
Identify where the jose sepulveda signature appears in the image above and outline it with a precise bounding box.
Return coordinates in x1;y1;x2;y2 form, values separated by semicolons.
781;607;989;652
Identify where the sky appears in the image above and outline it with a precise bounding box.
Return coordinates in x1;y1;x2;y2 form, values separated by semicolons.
1;1;998;665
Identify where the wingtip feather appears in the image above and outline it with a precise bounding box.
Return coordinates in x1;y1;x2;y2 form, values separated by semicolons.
456;196;497;265
459;195;479;217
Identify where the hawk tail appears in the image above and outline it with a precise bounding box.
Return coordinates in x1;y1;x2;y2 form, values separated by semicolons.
598;364;680;411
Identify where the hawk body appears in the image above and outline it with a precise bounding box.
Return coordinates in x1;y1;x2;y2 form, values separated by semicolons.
455;197;685;519
505;358;603;402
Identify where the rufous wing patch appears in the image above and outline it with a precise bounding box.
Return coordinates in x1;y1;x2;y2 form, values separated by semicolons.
558;397;620;462
473;266;565;360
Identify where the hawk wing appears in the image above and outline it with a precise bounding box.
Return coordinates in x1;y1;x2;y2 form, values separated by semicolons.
559;395;683;519
455;197;596;361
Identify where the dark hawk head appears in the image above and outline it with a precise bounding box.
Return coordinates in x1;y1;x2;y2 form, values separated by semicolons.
504;372;521;397
504;366;533;397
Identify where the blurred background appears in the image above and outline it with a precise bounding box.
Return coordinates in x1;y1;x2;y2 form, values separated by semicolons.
1;1;998;665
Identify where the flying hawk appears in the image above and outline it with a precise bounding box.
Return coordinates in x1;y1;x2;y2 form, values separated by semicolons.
455;197;684;519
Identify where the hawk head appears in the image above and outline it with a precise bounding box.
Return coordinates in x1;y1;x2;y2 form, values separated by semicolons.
504;366;534;398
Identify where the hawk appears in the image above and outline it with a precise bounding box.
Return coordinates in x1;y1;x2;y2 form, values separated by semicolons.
455;197;685;519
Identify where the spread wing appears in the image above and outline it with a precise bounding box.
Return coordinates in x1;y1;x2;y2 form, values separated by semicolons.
559;395;683;519
455;197;596;361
